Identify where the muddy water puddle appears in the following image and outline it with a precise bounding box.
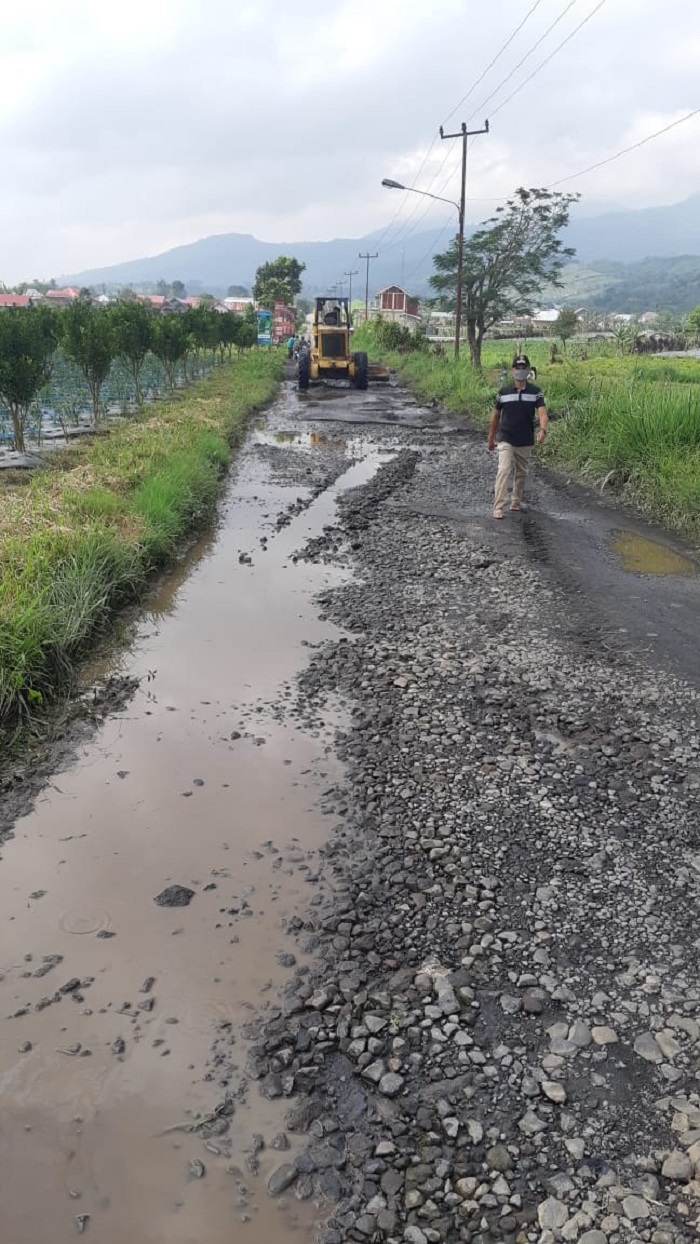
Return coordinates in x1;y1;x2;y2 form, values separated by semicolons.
612;529;697;576
0;397;390;1243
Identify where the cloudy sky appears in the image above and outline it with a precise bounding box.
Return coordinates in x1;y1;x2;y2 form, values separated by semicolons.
1;0;699;283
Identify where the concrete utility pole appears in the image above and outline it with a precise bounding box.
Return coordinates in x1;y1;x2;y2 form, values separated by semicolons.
439;119;489;361
359;252;378;325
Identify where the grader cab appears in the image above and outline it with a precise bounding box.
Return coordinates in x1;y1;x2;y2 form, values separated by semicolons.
297;297;369;391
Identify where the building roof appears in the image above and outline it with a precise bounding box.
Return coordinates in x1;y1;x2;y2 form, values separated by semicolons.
45;286;81;300
0;293;30;307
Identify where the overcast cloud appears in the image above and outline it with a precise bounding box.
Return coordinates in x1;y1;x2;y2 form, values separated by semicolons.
1;0;699;282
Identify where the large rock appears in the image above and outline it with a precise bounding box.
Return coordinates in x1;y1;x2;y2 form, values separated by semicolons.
537;1197;569;1230
661;1150;693;1181
267;1165;298;1196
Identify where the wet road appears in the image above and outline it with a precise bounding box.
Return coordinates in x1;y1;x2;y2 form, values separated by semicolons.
0;374;699;1244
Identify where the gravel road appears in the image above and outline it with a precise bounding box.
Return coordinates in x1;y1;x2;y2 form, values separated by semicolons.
241;378;700;1244
1;372;699;1244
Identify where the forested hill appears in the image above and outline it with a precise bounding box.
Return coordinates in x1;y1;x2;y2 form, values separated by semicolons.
546;256;700;315
61;194;700;312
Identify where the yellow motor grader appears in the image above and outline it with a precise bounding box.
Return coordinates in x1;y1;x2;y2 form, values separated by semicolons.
297;297;387;391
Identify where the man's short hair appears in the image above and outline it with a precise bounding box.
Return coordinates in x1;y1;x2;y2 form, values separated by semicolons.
512;354;530;368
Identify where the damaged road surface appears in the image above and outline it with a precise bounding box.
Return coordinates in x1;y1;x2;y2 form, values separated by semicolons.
1;375;700;1244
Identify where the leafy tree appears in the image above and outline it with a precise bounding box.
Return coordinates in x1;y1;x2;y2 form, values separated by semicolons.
111;300;153;406
555;306;578;348
151;316;188;389
429;187;578;368
170;280;187;299
60;302;116;425
155;279;169;297
253;256;305;309
0;306;58;452
227;284;250;297
218;312;241;360
234;305;258;352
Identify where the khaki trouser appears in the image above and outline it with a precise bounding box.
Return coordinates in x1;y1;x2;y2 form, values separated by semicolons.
494;441;531;511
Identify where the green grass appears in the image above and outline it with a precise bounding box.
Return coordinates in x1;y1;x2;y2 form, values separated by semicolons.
0;351;282;733
357;325;700;542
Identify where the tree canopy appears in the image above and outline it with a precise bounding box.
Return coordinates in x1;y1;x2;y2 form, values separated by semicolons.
555;306;579;347
0;306;58;452
429;187;578;367
253;256;305;309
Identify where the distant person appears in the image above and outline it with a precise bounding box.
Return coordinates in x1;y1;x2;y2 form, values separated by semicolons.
286;335;295;358
487;354;548;519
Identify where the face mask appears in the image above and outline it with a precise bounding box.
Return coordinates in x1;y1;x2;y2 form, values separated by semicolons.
512;368;529;381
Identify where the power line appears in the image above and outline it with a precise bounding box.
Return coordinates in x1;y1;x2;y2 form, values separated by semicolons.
547;108;700;187
404;107;700;295
373;0;549;252
482;0;608;124
441;0;546;127
381;0;596;257
464;0;579;125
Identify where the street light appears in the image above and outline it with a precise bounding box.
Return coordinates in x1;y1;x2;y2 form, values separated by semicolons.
381;179;459;216
383;121;487;362
382;178;461;358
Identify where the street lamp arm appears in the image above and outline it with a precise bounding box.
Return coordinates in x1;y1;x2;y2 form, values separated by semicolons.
381;179;459;216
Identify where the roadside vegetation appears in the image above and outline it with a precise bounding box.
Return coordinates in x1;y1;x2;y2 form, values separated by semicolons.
0;350;282;739
0;299;259;452
356;323;700;541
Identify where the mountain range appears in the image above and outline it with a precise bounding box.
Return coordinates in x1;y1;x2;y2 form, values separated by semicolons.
62;194;700;312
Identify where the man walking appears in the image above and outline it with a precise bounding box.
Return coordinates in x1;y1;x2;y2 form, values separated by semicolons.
487;353;548;519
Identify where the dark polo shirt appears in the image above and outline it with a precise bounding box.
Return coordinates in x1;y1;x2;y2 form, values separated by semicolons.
495;382;545;447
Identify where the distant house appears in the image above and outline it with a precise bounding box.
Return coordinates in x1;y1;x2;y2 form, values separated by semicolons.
223;296;255;314
136;294;167;309
45;286;81;307
378;286;420;317
358;285;420;332
532;308;560;325
0;293;31;309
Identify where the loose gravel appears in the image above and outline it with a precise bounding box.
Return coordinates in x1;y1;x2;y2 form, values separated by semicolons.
221;412;700;1244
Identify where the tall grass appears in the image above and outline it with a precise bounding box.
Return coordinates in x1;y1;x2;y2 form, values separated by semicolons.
0;351;282;732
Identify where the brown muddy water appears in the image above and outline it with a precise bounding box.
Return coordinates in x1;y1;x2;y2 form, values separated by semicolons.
611;529;697;577
0;388;393;1244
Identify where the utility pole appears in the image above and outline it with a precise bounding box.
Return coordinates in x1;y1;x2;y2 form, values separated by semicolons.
344;268;359;310
359;252;378;325
439;119;489;361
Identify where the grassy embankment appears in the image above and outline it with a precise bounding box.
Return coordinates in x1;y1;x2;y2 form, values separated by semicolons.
357;327;700;542
0;351;282;736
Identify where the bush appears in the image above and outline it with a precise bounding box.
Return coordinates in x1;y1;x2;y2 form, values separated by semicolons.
370;320;428;353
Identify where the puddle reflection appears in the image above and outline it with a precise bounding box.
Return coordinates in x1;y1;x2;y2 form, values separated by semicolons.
612;530;697;576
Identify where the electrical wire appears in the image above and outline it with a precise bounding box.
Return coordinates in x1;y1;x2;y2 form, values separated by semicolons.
380;0;596;257
480;0;608;124
440;0;546;128
464;0;579;125
403;107;700;291
372;0;551;253
547;108;700;187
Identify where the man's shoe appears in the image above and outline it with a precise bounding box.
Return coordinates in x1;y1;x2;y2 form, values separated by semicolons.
493;508;504;520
